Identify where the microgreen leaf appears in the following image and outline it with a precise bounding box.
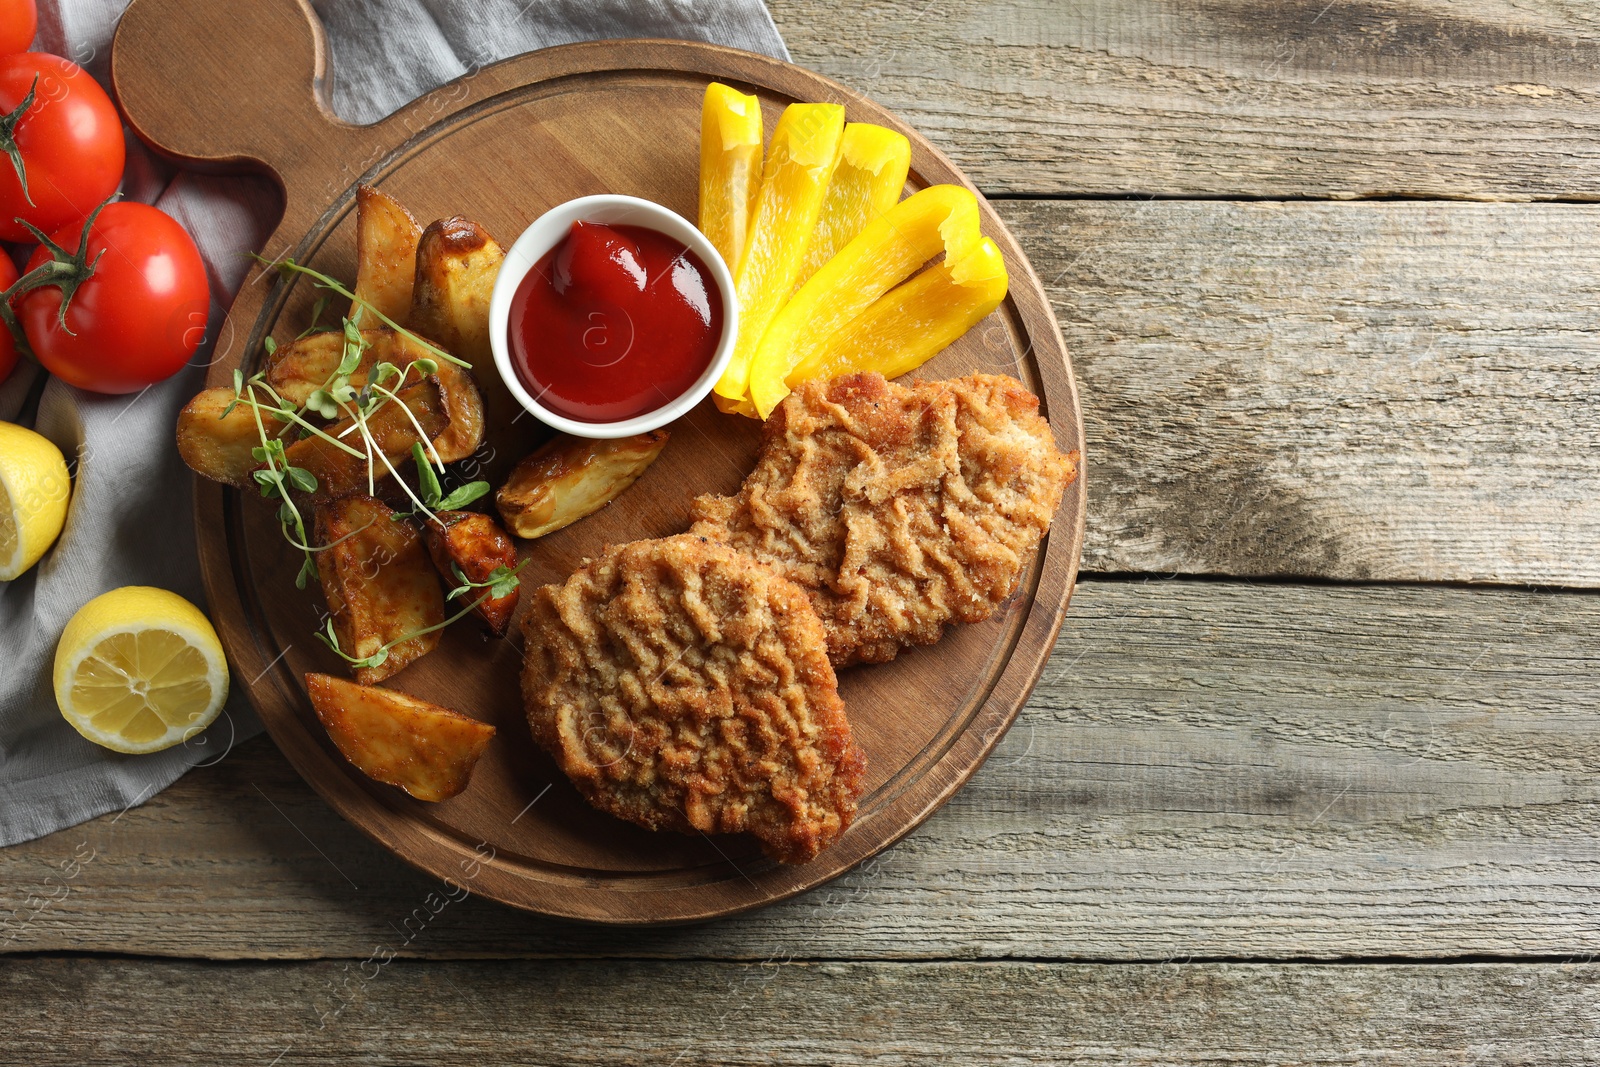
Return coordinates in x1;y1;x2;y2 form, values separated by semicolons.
446;559;525;601
285;466;318;494
487;564;523;600
221;371;243;418
446;562;472;600
304;388;339;420
263;336;277;357
297;293;333;339
436;480;491;512
252;254;471;369
337;319;367;375
412;442;443;507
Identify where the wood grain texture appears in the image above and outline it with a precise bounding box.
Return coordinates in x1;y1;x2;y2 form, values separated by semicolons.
5;956;1600;1065
771;0;1600;199
110;0;1086;922
6;578;1599;962
996;198;1600;584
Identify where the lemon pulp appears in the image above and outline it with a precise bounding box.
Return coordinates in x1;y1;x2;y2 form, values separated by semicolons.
68;629;217;746
54;586;229;754
0;420;71;581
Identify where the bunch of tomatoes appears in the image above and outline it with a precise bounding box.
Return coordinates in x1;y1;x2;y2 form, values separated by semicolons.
1;0;210;394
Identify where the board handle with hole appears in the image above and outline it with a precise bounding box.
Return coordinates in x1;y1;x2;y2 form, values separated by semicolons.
109;0;371;236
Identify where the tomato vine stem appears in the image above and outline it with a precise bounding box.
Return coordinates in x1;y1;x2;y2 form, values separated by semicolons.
0;75;38;207
0;196;114;358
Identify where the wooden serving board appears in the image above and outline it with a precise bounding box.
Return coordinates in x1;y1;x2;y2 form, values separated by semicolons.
109;0;1086;923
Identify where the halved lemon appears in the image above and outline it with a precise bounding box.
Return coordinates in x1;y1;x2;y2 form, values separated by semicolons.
54;587;230;754
0;420;71;581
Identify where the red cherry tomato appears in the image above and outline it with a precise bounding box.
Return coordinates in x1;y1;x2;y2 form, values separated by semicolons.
0;252;17;383
0;1;36;55
17;202;210;394
0;53;125;243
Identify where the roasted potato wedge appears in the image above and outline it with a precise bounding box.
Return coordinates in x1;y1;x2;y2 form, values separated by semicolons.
407;216;504;370
495;430;669;540
408;215;510;438
351;185;422;327
313;495;445;685
423;511;520;636
305;672;494;802
264;328;484;463
177;386;292;486
280;378;450;501
429;361;485;464
264;328;429;405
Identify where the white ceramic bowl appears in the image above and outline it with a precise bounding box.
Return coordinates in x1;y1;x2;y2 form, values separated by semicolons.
487;194;738;439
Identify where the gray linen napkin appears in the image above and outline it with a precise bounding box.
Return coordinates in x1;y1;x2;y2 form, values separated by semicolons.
0;0;786;846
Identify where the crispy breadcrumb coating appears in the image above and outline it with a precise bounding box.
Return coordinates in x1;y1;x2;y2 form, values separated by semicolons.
691;373;1077;666
521;534;866;864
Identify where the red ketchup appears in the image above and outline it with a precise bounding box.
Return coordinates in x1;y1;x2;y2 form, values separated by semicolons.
509;221;722;424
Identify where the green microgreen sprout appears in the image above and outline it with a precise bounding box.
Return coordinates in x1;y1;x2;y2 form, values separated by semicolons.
398;440;491;519
240;384;321;589
315;589;496;671
230;258;489;657
251;253;470;371
296;292;334;340
447;559;526;602
223;365;368;588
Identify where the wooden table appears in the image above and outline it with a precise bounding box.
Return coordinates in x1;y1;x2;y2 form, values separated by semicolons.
7;1;1600;1061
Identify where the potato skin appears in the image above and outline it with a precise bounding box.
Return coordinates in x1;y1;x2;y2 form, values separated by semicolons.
264;328;427;404
281;377;450;502
407;216;503;371
267;328;484;465
495;430;669;540
406;216;517;437
423;510;520;637
176;386;289;487
351;185;422;328
305;672;494;802
313;495;446;685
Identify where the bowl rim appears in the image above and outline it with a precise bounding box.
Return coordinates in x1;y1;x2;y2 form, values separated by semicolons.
486;193;739;439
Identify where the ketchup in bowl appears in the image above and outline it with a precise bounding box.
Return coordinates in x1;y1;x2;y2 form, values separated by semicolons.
508;221;723;424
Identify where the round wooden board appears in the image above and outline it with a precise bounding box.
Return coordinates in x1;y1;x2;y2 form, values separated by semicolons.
111;0;1086;923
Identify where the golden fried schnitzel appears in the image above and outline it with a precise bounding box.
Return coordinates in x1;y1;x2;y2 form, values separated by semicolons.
520;534;866;864
691;373;1078;666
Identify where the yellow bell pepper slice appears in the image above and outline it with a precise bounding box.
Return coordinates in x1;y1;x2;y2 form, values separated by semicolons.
698;83;764;278
793;123;910;289
712;101;846;414
748;183;982;418
786;237;1010;387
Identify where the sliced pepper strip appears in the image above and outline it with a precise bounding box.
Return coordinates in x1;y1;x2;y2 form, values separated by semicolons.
786;237;1010;387
697;82;764;279
712;101;846;414
748;183;981;418
793;122;910;290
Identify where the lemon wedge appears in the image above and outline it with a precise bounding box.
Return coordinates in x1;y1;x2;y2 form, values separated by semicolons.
0;421;71;581
54;587;230;754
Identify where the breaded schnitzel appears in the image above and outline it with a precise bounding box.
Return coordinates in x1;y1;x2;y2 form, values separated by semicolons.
520;534;866;864
691;373;1078;666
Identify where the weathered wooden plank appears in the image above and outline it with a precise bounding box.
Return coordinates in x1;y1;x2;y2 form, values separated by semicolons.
997;198;1600;584
6;579;1599;961
772;0;1600;199
5;956;1599;1065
